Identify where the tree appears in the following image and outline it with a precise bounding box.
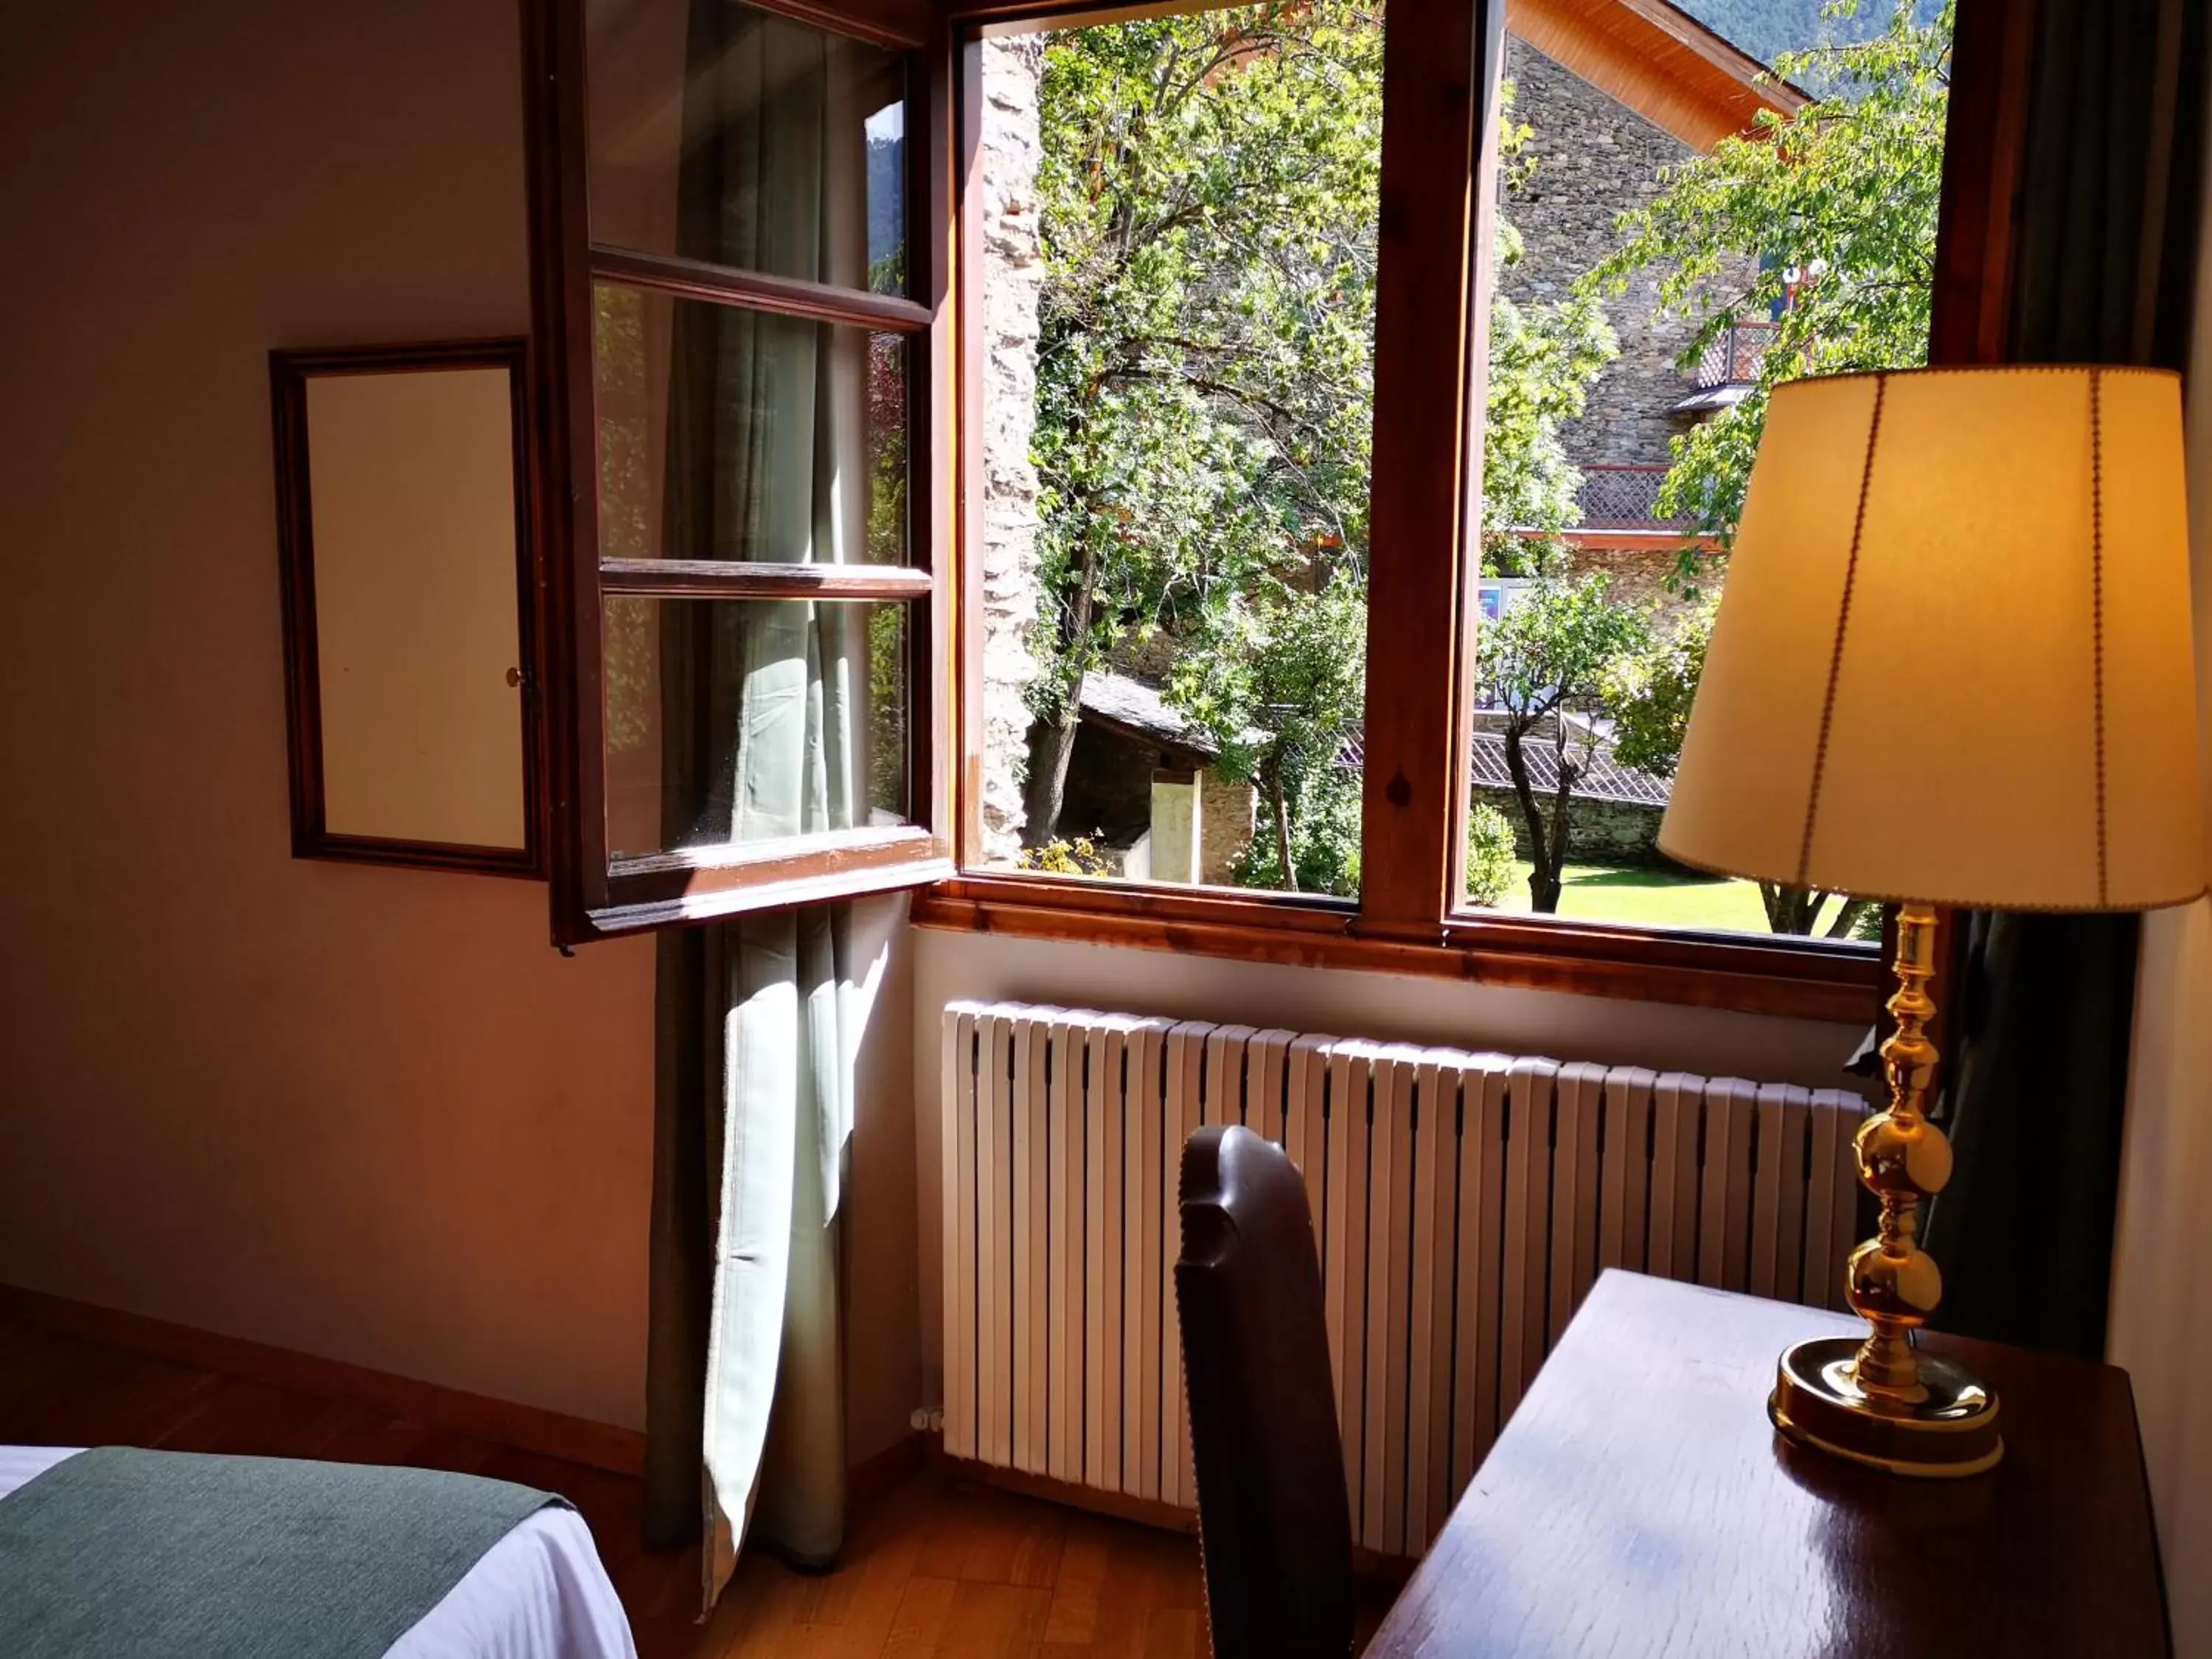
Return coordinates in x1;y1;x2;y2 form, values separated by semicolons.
1479;571;1647;913
1608;601;1877;937
1587;0;1952;550
1023;2;1383;846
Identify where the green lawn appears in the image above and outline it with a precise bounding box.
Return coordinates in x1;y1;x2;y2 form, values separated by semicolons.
1484;859;1770;932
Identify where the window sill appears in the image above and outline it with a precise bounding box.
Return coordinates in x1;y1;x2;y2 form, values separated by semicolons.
909;874;1883;1023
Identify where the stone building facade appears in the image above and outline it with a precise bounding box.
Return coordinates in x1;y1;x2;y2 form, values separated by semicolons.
1498;35;1710;473
1498;35;1759;633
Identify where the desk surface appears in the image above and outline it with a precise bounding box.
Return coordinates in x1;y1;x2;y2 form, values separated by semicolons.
1366;1271;2167;1658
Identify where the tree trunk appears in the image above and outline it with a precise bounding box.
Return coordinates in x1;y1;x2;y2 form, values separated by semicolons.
1824;897;1875;940
1021;709;1081;848
1269;766;1298;893
1021;538;1104;849
1544;764;1577;914
1760;882;1852;935
1501;725;1562;913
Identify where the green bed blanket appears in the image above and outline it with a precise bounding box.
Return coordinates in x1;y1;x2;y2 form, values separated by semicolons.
0;1447;565;1658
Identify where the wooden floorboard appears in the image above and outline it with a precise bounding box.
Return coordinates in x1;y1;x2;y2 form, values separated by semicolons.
0;1318;1399;1656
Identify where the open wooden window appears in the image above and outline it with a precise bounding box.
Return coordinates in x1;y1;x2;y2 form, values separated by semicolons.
524;0;950;941
524;0;2017;1020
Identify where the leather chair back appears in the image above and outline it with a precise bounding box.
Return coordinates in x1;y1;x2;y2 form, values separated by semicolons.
1175;1124;1354;1659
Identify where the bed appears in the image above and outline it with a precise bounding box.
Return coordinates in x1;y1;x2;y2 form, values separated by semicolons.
0;1445;639;1658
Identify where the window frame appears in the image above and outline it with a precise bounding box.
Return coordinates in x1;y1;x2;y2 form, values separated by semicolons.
524;0;2023;1020
522;0;954;945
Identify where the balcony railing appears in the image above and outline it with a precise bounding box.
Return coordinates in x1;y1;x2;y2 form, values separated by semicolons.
1575;463;1689;530
1694;319;1778;389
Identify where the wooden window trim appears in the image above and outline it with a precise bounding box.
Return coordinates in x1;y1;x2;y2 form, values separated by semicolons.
522;0;951;945
910;876;1879;1022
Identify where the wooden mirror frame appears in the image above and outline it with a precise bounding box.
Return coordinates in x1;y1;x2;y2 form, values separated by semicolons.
270;338;546;879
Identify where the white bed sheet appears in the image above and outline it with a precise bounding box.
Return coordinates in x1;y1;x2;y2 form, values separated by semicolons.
0;1446;638;1659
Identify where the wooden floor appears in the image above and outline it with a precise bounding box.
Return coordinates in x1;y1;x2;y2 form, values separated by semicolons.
0;1311;1366;1658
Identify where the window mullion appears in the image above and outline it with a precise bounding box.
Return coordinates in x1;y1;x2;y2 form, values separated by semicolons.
1354;0;1499;939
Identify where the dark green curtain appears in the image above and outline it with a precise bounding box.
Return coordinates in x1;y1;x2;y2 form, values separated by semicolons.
1925;0;2208;1358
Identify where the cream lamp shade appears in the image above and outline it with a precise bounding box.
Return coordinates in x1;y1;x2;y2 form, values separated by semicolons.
1659;365;2205;912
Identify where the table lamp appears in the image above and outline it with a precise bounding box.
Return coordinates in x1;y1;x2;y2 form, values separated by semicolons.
1659;365;2205;1478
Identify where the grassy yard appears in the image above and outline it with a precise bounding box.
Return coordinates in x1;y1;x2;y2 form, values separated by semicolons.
1485;859;1770;933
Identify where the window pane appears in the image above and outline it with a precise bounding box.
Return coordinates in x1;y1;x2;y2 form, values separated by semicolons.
1457;10;1947;947
594;284;908;566
603;597;910;860
585;0;906;295
970;6;1381;896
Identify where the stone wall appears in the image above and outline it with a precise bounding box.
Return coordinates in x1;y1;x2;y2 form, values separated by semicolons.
975;37;1046;860
1499;37;1747;476
1199;768;1257;885
1475;785;1667;865
1567;541;1727;631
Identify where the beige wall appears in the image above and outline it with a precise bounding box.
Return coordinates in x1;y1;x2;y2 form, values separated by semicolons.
0;0;656;1430
0;0;925;1458
2110;52;2212;1649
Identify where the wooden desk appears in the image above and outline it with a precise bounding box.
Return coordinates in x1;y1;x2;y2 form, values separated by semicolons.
1366;1271;2168;1658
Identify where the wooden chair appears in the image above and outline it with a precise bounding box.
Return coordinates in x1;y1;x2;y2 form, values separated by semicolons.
1175;1124;1354;1659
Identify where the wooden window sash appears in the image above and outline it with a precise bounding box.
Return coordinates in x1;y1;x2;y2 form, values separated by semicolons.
522;0;948;945
588;246;933;335
597;562;934;599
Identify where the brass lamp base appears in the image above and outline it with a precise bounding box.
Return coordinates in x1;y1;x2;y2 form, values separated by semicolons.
1772;902;2004;1481
1770;1336;2001;1478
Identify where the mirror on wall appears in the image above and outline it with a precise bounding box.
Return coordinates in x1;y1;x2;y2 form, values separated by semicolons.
270;339;543;877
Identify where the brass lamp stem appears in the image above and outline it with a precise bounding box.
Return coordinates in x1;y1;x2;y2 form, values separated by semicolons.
1846;901;1952;1405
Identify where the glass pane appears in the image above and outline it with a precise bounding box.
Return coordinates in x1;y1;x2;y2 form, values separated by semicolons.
970;7;1381;895
594;283;908;566
585;0;906;294
603;596;910;861
1455;11;1947;947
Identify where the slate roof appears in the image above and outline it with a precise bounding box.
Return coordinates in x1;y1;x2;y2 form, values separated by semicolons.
1077;670;1220;762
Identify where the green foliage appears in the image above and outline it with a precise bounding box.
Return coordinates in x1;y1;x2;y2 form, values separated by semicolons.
1464;801;1518;908
1482;572;1650;732
1587;1;1951;550
1605;594;1715;781
1172;580;1367;895
1018;837;1114;875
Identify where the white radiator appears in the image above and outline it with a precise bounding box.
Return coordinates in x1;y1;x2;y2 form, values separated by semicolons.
938;1000;1868;1557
